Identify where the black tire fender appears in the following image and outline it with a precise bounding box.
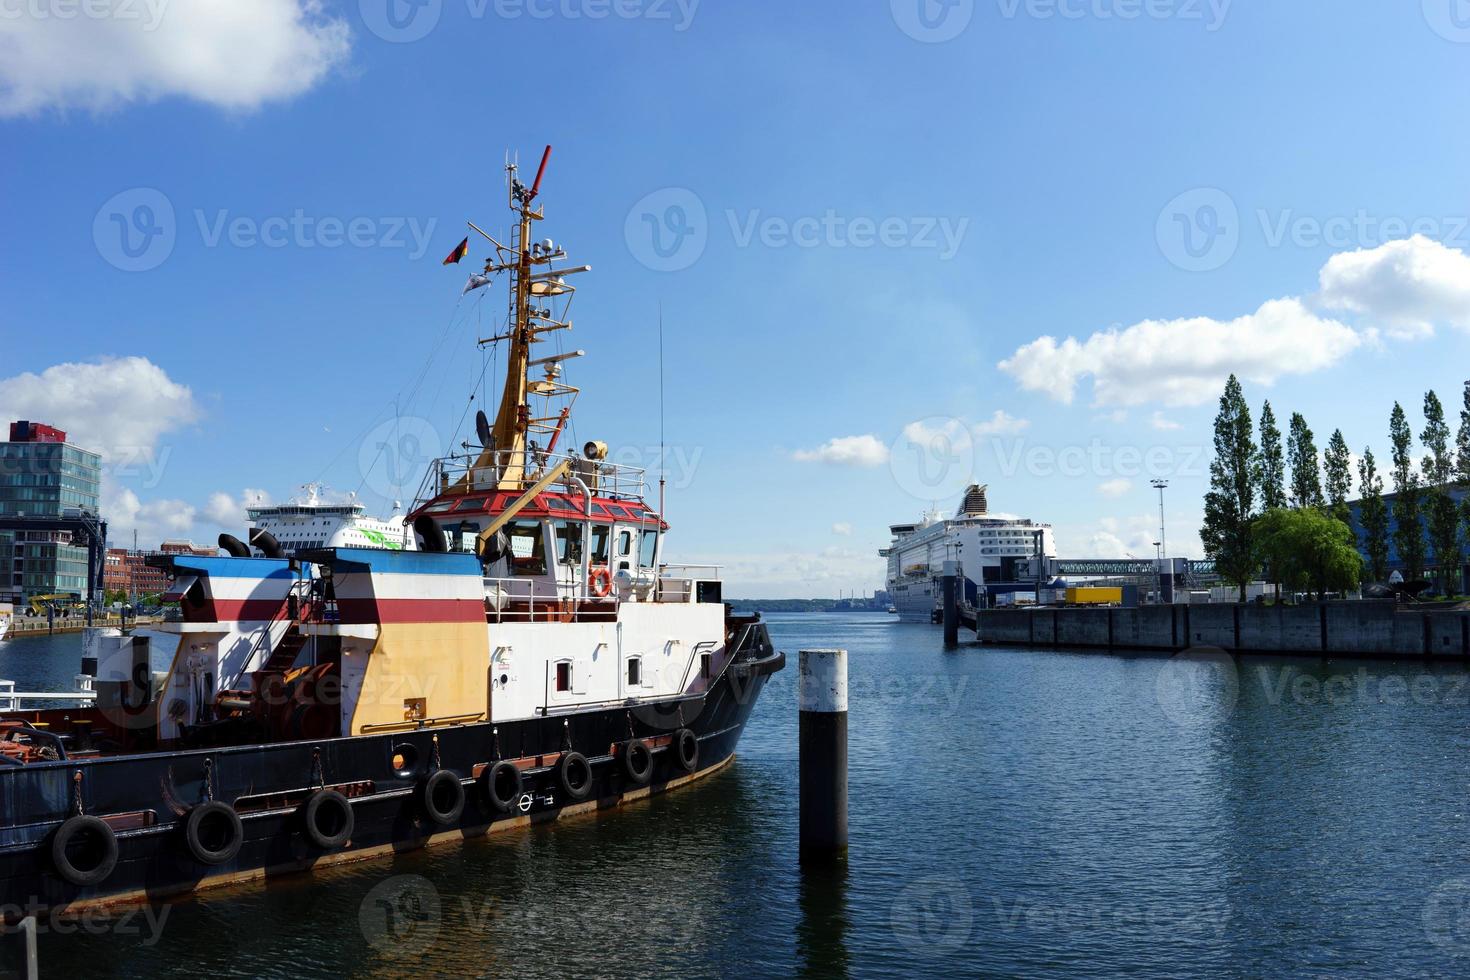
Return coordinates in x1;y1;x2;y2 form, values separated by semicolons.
50;815;119;887
184;801;244;866
481;761;523;814
421;769;466;826
622;738;653;786
302;789;354;850
674;728;699;774
557;751;593;801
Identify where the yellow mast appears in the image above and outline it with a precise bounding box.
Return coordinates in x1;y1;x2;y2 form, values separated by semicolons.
460;146;582;494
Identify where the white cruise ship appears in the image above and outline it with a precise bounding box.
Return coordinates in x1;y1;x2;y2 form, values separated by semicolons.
881;485;1055;623
247;484;414;555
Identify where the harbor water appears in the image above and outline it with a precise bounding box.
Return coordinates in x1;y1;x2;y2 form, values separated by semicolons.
6;613;1470;978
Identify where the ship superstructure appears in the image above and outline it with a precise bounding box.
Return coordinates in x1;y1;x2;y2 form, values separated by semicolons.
882;484;1056;622
248;485;413;554
0;149;783;915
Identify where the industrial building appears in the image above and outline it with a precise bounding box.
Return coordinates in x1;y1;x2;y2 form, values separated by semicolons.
0;421;103;604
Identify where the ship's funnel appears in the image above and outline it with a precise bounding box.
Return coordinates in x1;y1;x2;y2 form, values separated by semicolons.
414;515;448;553
249;528;284;559
959;484;989;516
219;533;251;558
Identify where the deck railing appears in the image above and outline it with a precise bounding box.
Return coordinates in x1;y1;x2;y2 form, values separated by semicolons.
412;449;648;511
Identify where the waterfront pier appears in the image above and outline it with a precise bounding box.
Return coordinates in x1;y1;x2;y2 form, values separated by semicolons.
975;603;1470;659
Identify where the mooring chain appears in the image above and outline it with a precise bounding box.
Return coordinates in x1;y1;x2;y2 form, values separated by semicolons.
431;733;442;771
72;769;84;816
492;726;501;761
561;718;571;752
203;757;215;802
625;710;635;741
311;747;325;790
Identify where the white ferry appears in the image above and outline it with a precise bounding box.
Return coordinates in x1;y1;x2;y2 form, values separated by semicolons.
0;602;11;641
247;484;414;555
881;484;1056;622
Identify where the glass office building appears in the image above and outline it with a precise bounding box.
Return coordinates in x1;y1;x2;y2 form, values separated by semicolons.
0;421;102;603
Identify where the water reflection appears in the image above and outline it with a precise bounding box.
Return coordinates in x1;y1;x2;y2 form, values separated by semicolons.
796;863;849;980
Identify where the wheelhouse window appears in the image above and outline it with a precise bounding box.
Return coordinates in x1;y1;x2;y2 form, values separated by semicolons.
626;657;642;687
506;520;547;576
589;525;611;564
553;521;583;564
616;529;633;572
555;660;572;693
639;530;658;568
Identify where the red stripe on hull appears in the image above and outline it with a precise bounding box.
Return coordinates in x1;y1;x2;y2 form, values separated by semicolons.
337;598;484;624
195;599;288;621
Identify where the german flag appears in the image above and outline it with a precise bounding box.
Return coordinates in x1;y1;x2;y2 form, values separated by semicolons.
442;236;469;265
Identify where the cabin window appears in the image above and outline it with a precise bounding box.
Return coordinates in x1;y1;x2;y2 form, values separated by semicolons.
626;657;642;687
700;652;712;679
589;525;611;564
639;530;658;568
616;529;634;572
506;520;548;576
553;521;583;564
555;660;572;693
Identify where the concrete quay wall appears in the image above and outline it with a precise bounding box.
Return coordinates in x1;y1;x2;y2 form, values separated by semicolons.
975;603;1470;659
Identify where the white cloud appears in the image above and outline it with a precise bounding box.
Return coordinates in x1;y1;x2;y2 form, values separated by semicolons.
0;0;350;117
106;484;197;546
1150;411;1183;431
999;298;1360;407
1097;478;1133;498
0;356;199;458
204;488;272;529
1318;235;1470;339
831;522;853;536
972;410;1030;436
793;434;889;467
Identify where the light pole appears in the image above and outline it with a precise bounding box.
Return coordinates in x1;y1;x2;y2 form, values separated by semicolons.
1150;479;1168;563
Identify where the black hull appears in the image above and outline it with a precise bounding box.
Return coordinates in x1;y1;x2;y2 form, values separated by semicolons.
0;650;783;916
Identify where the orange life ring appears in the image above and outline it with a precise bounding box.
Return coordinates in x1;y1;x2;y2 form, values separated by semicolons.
588;566;613;598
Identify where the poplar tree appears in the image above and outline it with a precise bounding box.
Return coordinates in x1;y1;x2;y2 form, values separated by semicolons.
1287;412;1323;509
1422;390;1461;594
1358;448;1390;583
1257;401;1286;511
1324;428;1352;524
1390;402;1425;578
1201;375;1258;601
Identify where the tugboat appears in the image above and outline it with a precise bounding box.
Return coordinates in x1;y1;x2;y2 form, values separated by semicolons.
0;148;784;915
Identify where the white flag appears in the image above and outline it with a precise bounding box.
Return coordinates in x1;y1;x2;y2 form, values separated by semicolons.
463;273;492;295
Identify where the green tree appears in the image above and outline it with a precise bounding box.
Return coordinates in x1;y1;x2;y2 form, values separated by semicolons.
1201;375;1259;602
1254;507;1363;600
1257;401;1287;511
1358;448;1390;583
1287;413;1323;509
1324;428;1352;523
1390;401;1425;578
1460;381;1470;568
1422;390;1462;594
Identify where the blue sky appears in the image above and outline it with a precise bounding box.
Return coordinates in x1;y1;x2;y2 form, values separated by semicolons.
3;0;1470;596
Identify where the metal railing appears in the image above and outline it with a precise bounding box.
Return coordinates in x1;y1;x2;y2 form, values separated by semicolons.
413;449;648;511
0;678;96;711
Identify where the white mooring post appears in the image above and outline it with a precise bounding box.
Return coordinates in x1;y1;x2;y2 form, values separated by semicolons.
799;649;848;864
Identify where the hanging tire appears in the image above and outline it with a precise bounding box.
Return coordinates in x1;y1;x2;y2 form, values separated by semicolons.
622;738;653;786
50;815;118;887
421;770;466;826
481;761;523;814
674;728;699;774
302;789;354;850
184;801;244;866
557;751;592;801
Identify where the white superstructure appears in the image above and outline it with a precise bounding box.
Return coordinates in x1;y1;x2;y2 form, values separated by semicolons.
881;485;1056;623
247;484;414;555
0;603;11;641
